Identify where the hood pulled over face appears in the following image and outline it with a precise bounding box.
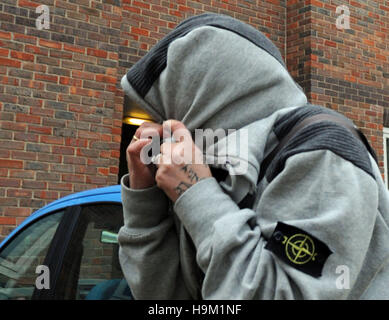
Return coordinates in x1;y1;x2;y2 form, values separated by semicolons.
121;13;308;202
121;13;307;132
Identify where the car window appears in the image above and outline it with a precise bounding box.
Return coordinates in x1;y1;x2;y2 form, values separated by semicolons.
56;203;132;300
0;210;64;300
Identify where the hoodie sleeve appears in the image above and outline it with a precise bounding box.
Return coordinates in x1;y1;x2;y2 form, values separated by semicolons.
173;149;378;299
118;174;192;299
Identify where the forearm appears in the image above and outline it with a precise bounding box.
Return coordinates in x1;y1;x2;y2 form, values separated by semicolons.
118;174;192;299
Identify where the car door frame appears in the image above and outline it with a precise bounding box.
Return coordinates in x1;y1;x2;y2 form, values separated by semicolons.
31;201;124;300
32;204;82;300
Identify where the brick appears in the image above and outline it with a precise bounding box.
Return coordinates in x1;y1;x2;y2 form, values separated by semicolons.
30;106;54;117
53;127;76;138
19;199;46;208
95;75;117;84
61;60;83;70
15;113;41;124
0;58;21;68
0;48;9;56
10;51;34;61
46;83;68;93
87;48;108;58
26;143;50;153
34;73;58;83
98;168;109;176
24;44;49;56
0;198;18;207
4;207;31;217
51;33;75;44
36;56;60;66
63;156;87;165
55;111;74;120
7;189;32;198
62;173;85;183
13;33;37;44
0;178;21;188
72;70;95;80
25;161;49;171
1;121;27;131
34;191;59;200
0;160;23;169
22;180;47;189
86;175;108;185
18;0;40;8
0;31;12;40
109;166;119;174
11;150;36;161
63;43;85;54
76;148;100;158
0;140;25;150
52;146;75;155
37;153;62;163
36;172;60;182
9;69;33;79
3;103;29;113
9;169;35;179
69;86;94;97
14;132;39;142
48;182;72;191
0;217;17;225
65;138;88;148
40;135;64;145
39;39;62;49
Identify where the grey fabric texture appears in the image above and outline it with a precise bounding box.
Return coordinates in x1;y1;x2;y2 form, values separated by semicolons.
125;13;286;98
118;16;389;299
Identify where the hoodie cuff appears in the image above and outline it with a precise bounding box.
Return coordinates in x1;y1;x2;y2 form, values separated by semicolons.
173;177;240;248
121;174;170;228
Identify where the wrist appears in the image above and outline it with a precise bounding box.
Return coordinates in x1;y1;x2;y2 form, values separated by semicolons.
129;175;156;189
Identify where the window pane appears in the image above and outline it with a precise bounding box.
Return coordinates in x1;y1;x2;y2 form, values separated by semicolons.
0;211;64;300
59;204;132;300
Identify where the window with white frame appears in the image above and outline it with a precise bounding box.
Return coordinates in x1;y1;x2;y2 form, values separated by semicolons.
383;127;389;188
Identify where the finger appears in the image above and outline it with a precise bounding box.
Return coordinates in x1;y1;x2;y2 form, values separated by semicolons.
136;122;163;140
127;138;153;156
163;120;192;143
160;141;172;155
153;153;168;168
131;126;161;148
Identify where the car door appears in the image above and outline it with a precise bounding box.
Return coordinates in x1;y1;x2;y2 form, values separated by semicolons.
34;202;133;300
0;208;65;300
0;202;133;300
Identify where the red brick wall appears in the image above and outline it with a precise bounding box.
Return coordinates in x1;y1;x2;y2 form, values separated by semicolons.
287;0;389;170
0;0;124;239
0;0;387;240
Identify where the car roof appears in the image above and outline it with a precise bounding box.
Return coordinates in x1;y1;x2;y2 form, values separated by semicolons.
0;185;122;250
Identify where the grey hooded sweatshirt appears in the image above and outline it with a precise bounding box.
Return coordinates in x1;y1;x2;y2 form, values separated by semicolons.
118;14;389;299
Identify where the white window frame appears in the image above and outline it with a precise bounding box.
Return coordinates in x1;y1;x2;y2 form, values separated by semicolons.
383;127;389;188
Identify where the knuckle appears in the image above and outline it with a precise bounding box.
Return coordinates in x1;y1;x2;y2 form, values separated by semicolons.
126;144;136;154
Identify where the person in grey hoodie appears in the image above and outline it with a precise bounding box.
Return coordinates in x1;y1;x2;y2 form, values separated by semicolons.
118;13;389;299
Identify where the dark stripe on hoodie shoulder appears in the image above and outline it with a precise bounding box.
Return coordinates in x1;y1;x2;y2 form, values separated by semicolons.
266;105;376;182
126;13;285;98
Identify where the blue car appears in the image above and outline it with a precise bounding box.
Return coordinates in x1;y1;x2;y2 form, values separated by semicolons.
0;185;133;300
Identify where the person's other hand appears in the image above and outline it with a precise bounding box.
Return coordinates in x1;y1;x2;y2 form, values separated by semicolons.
155;120;212;202
126;122;163;189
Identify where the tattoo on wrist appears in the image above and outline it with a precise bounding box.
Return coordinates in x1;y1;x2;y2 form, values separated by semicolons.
180;165;199;183
174;181;193;197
